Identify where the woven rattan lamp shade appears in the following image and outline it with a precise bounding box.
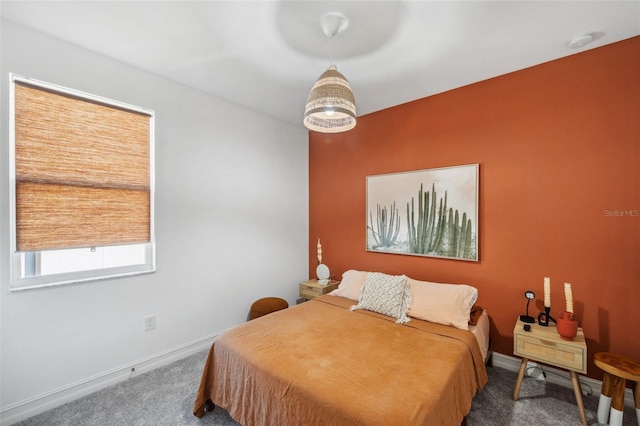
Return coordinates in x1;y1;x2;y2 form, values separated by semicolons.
303;65;356;133
14;81;151;252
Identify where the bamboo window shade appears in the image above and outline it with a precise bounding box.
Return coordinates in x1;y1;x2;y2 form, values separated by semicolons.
14;82;151;252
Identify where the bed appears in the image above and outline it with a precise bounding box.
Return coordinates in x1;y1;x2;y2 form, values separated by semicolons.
194;272;489;425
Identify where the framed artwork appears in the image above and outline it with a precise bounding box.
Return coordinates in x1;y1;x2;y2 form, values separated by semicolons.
366;164;479;261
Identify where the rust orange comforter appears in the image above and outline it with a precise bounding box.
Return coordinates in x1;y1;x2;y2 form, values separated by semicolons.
194;295;488;426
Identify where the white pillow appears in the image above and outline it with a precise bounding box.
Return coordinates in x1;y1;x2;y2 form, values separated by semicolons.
332;269;368;301
407;278;478;330
350;272;412;324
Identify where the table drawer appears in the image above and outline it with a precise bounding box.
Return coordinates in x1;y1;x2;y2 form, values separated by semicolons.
515;333;586;373
299;283;324;298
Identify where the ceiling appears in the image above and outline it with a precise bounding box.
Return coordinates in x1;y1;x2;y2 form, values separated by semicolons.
2;1;639;129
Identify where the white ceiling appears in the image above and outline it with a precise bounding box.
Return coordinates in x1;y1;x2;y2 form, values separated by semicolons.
2;1;639;129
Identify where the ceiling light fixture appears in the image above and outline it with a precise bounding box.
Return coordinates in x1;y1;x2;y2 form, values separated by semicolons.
303;12;356;133
568;34;594;49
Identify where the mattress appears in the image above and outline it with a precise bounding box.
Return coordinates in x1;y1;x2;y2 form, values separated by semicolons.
470;309;490;362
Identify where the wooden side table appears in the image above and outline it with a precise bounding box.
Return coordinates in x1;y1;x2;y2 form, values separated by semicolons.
512;319;588;426
594;352;640;425
298;279;339;301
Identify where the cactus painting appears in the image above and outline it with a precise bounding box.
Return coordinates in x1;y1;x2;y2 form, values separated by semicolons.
368;202;401;248
366;164;478;261
406;183;447;255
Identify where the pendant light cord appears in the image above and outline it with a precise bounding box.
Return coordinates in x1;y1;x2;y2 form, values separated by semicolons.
328;32;334;66
321;12;349;67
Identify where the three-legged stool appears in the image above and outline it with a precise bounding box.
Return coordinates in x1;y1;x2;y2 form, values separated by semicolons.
594;352;640;425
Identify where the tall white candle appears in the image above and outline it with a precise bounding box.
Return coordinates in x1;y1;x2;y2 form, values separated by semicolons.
317;238;322;264
544;277;551;308
564;283;573;313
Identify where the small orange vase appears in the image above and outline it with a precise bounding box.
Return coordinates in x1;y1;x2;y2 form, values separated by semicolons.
557;311;578;341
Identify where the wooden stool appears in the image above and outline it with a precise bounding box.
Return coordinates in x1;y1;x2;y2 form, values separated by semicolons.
594;352;640;426
249;297;288;320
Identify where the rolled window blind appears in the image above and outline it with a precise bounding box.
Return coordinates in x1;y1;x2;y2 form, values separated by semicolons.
14;81;151;252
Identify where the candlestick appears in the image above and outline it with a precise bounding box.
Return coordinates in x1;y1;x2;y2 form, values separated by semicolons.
543;277;551;308
537;306;556;326
317;238;322;264
564;283;573;313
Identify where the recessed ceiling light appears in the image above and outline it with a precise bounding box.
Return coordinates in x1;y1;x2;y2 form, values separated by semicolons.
568;34;594;49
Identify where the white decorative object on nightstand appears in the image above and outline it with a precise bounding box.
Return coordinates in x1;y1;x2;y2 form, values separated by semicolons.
316;263;330;284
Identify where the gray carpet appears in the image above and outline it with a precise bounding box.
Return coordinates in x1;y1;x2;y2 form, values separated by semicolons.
15;350;637;426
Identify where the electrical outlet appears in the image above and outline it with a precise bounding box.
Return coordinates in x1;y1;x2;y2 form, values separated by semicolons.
144;315;156;331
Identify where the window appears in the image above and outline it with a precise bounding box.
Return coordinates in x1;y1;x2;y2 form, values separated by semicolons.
10;74;155;290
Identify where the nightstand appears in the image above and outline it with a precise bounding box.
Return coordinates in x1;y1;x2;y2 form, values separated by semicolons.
298;279;339;301
513;319;588;426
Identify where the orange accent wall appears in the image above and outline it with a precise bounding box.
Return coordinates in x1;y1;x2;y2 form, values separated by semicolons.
309;36;640;378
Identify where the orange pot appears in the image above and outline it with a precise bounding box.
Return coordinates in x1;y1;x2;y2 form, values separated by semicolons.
557;311;578;341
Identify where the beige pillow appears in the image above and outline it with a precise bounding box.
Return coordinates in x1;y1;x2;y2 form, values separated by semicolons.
407;278;478;330
332;269;368;301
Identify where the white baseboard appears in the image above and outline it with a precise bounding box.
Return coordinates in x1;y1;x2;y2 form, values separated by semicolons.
492;352;635;408
0;331;225;426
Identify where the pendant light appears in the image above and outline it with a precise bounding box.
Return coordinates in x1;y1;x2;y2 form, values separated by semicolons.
303;13;357;133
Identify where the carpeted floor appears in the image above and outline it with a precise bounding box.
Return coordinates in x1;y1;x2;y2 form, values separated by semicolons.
15;349;637;426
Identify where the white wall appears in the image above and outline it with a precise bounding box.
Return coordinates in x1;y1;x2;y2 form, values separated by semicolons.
0;20;309;424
